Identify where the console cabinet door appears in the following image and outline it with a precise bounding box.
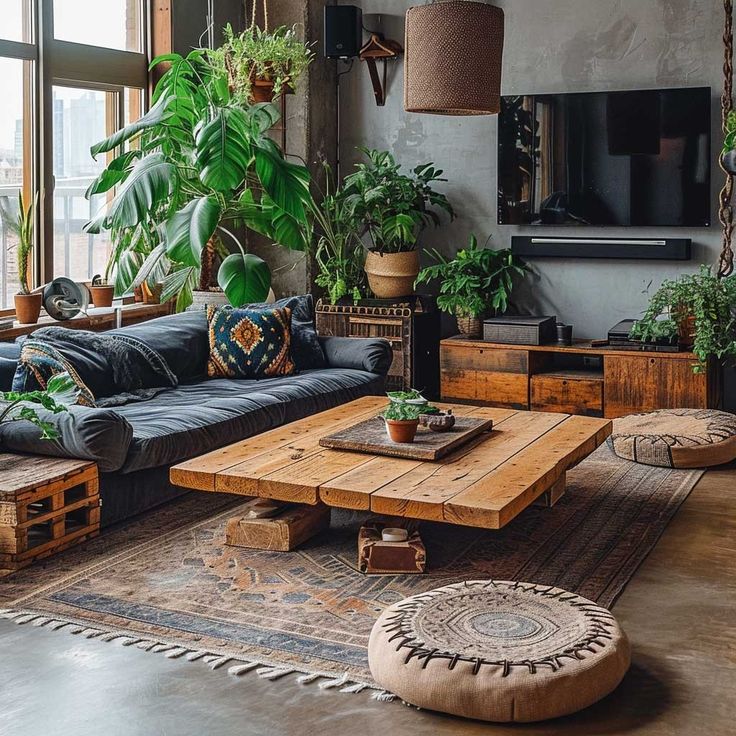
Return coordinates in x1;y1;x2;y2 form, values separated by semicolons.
441;344;529;409
604;355;709;418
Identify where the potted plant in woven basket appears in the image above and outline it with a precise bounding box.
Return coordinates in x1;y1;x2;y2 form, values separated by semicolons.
341;149;454;299
415;234;529;338
210;16;313;105
630;264;736;373
0;192;42;324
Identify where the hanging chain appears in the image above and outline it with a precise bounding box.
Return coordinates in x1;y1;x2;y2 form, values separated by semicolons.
247;0;269;31
718;0;734;278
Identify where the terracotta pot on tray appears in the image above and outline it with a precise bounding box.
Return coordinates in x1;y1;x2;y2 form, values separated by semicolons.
14;292;43;324
385;418;420;443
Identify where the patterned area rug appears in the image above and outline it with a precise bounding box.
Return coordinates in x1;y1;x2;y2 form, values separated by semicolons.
0;446;702;692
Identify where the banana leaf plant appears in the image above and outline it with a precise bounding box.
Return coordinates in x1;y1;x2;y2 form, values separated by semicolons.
84;49;313;310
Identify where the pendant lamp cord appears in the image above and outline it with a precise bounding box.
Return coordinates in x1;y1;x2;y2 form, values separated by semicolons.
246;0;269;32
719;0;734;278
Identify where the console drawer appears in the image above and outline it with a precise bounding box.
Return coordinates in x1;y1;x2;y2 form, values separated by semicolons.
531;373;603;417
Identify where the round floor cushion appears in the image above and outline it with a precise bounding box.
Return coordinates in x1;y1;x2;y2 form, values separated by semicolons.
368;580;630;723
609;409;736;468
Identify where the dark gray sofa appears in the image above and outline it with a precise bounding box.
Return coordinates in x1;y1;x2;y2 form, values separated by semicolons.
0;310;392;526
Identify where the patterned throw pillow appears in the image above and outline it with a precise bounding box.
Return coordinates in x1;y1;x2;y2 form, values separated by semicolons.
12;341;95;406
206;305;295;379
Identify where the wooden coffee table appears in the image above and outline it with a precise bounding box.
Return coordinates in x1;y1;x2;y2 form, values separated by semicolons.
171;397;612;530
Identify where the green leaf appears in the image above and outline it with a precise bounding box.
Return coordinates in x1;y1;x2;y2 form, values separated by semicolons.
165;196;221;267
91;94;172;158
131;243;167;289
237;189;273;236
85;150;142;198
103;153;177;231
254;139;311;221
160;266;196;305
195;107;252;193
46;372;80;408
271;207;310;251
217;252;271;306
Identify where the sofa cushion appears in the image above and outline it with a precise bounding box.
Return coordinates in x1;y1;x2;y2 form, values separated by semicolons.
109;310;209;383
114;368;384;473
206;304;295;379
250;294;326;371
319;336;393;375
12;327;177;402
0;403;133;473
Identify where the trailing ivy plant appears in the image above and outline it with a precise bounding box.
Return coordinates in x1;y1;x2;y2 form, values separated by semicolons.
341;148;454;254
0;373;79;440
415;235;529;318
209;23;314;103
312;161;365;303
84;49;314;310
630;265;736;372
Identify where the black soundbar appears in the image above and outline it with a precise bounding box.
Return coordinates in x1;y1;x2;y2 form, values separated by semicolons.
511;236;691;260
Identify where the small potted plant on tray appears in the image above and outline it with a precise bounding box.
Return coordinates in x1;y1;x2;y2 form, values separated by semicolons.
630;265;736;372
382;390;443;443
342;149;454;299
0;192;41;324
415;234;529;338
88;274;115;308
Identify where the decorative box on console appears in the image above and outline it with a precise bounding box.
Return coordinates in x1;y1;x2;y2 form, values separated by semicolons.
483;315;557;346
358;520;426;574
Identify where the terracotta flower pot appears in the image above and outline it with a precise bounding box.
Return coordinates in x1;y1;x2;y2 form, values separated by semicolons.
385;418;420;443
89;284;115;308
14;292;42;324
456;311;483;338
365;250;420;299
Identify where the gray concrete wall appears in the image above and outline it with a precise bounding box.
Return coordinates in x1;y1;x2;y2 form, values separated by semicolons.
338;0;725;338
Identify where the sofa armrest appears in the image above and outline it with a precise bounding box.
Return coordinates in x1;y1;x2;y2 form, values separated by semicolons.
0;404;133;473
318;336;393;376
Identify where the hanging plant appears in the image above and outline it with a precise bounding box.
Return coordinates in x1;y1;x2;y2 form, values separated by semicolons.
210;10;314;105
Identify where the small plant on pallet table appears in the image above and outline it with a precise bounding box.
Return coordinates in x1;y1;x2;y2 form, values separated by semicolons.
0;373;79;439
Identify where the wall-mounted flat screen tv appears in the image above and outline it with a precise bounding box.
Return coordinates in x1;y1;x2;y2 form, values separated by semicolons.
497;87;711;227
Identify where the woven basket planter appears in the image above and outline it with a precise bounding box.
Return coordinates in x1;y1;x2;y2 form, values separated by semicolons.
365;250;420;299
404;2;505;115
456;312;482;338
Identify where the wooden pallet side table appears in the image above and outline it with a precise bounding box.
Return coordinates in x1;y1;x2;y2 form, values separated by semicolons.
0;454;100;575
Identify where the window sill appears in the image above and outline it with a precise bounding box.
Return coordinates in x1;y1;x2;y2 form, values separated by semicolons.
0;301;173;341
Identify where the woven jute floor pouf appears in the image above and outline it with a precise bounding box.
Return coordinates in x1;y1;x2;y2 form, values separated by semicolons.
368;580;630;723
608;408;736;468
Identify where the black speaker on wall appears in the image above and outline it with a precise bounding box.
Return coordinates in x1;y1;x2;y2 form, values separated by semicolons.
324;5;363;58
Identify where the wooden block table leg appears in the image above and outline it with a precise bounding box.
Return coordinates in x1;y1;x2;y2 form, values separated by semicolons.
534;472;567;508
225;504;331;552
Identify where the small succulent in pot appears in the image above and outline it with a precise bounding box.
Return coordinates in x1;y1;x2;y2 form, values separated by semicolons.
88;274;115;308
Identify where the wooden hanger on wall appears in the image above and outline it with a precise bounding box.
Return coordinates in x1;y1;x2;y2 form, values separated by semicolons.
360;33;403;106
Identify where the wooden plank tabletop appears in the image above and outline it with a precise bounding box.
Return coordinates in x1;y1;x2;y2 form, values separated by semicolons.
170;397;612;530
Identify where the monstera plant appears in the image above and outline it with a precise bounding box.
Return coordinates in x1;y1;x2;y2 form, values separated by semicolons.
84;49;313;310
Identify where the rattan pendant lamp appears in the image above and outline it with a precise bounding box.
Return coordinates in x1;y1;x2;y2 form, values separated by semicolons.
404;0;505;115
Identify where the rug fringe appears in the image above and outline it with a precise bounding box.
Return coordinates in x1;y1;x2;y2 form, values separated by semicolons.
0;608;392;702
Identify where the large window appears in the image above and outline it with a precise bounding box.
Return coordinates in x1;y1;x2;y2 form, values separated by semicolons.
0;0;148;309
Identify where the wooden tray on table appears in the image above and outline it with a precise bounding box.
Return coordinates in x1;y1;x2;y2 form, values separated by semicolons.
318;415;494;461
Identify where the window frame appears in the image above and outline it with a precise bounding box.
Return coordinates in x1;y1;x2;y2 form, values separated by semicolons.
0;0;150;295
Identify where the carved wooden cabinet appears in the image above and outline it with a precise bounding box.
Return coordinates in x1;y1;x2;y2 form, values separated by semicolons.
316;297;441;398
440;337;721;418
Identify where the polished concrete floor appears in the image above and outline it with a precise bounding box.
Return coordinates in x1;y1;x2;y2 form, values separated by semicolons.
0;468;734;736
